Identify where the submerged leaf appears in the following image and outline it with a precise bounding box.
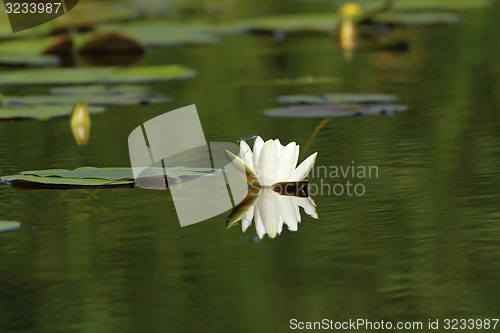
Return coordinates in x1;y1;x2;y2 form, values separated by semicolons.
0;105;104;121
262;104;408;117
0;221;21;233
0;65;195;86
277;93;398;105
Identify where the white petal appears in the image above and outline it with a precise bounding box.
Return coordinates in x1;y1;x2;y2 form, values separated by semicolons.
274;139;284;157
278;195;298;231
242;205;255;232
290;152;317;181
252;136;265;172
294;199;301;223
254;204;265;239
259;189;280;238
276;142;297;182
258;140;279;185
239;140;253;168
293;196;319;219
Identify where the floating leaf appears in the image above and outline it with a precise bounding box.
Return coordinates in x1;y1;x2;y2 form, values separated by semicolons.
372;12;461;26
391;0;491;10
277;95;328;105
0;34;71;57
0;64;195;86
0;175;135;190
0;105;104;121
99;24;221;46
296;0;490;10
262;104;408;117
0;221;21;233
2;93;169;106
50;84;150;96
277;93;398;105
1;167;218;190
0;53;60;67
109;65;195;84
239;76;339;86
240;14;340;33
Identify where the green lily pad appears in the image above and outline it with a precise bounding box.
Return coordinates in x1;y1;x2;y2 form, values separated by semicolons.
0;221;21;233
391;0;491;10
277;93;398;105
2;93;169;106
1;167;219;190
0;37;61;53
262;104;408;117
240;13;340;33
0;175;135;189
300;0;490;10
0;53;60;67
0;105;105;121
276;95;326;105
50;85;150;96
0;64;195;86
20;166;216;180
98;24;221;46
372;12;461;26
109;65;196;84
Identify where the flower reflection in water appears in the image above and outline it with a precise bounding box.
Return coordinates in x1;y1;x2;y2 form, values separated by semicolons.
227;187;318;239
226;136;318;239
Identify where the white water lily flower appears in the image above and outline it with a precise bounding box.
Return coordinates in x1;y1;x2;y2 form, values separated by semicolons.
227;136;318;187
225;136;319;239
228;187;318;239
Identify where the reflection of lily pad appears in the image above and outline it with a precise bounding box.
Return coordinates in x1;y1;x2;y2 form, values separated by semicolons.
0;64;195;86
372;12;461;26
2;93;169;106
50;85;150;96
277;93;398;105
0;53;60;67
0;105;104;121
263;104;408;117
1;167;217;190
0;221;21;233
